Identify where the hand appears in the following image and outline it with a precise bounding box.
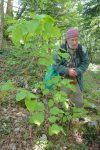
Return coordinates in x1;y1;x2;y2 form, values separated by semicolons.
68;68;77;78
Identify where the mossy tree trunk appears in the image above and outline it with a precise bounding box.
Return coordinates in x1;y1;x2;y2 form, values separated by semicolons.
6;0;13;17
0;0;4;50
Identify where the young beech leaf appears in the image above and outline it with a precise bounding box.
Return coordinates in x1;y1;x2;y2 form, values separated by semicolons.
25;99;44;111
16;89;38;101
48;116;59;123
29;112;44;126
49;124;65;136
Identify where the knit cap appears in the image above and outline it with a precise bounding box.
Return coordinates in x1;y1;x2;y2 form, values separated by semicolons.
66;28;79;39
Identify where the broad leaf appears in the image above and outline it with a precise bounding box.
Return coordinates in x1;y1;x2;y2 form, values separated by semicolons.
42;89;50;95
39;58;53;66
63;101;69;110
48;116;59;123
1;80;15;91
48;100;54;108
16;90;27;101
29;112;44;126
12;26;23;47
25;99;44;111
50;107;61;115
49;124;64;136
16;89;38;101
26;20;40;33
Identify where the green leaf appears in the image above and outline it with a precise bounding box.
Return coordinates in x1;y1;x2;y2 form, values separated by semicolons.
43;16;56;38
1;80;15;91
44;15;55;23
73;107;87;114
29;112;44;126
25;99;44;111
63;101;69;110
54;93;61;102
12;26;23;47
50;26;61;37
67;83;76;92
48;100;54;108
48;116;59;123
66;115;73;120
16;89;38;101
42;89;50;95
54;27;61;37
36;102;45;111
49;124;64;136
50;107;61;115
44;21;53;33
58;52;70;60
27;91;38;99
39;58;54;66
16;90;27;101
63;116;67;122
54;91;67;102
26;20;40;33
34;14;46;20
25;99;37;111
61;78;72;86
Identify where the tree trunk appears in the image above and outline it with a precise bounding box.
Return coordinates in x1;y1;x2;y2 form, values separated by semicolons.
6;0;13;16
0;0;4;50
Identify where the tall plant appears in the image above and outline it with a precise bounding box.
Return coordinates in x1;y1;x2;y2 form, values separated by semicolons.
6;14;87;136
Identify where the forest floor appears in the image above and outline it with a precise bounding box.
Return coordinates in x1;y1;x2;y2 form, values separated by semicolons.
0;49;100;150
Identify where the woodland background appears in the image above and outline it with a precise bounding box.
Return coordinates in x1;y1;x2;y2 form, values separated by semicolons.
0;0;100;149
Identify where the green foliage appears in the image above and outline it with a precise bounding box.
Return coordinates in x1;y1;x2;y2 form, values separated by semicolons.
49;124;65;136
84;70;100;102
25;99;44;111
84;70;100;121
0;81;15;107
29;112;44;126
15;0;80;32
79;0;100;62
48;99;54;108
1;80;15;91
80;17;100;63
72;107;88;118
6;14;61;88
15;88;45;126
8;14;61;48
72;144;88;150
16;89;38;101
50;107;64;115
1;1;99;147
48;116;59;123
5;13;89;138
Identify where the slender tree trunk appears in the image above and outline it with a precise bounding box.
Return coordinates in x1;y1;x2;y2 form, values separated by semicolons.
6;0;13;16
0;0;4;50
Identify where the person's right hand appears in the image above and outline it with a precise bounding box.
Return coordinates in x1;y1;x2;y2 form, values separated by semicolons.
68;68;77;78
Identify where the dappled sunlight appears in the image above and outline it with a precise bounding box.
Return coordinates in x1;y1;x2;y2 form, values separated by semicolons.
88;63;100;72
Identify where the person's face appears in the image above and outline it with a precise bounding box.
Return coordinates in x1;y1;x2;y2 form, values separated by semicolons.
67;37;79;49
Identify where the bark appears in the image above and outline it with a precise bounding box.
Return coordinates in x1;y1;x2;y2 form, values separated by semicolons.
0;0;4;50
6;0;13;16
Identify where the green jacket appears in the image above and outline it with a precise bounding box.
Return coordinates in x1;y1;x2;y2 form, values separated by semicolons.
53;42;89;91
